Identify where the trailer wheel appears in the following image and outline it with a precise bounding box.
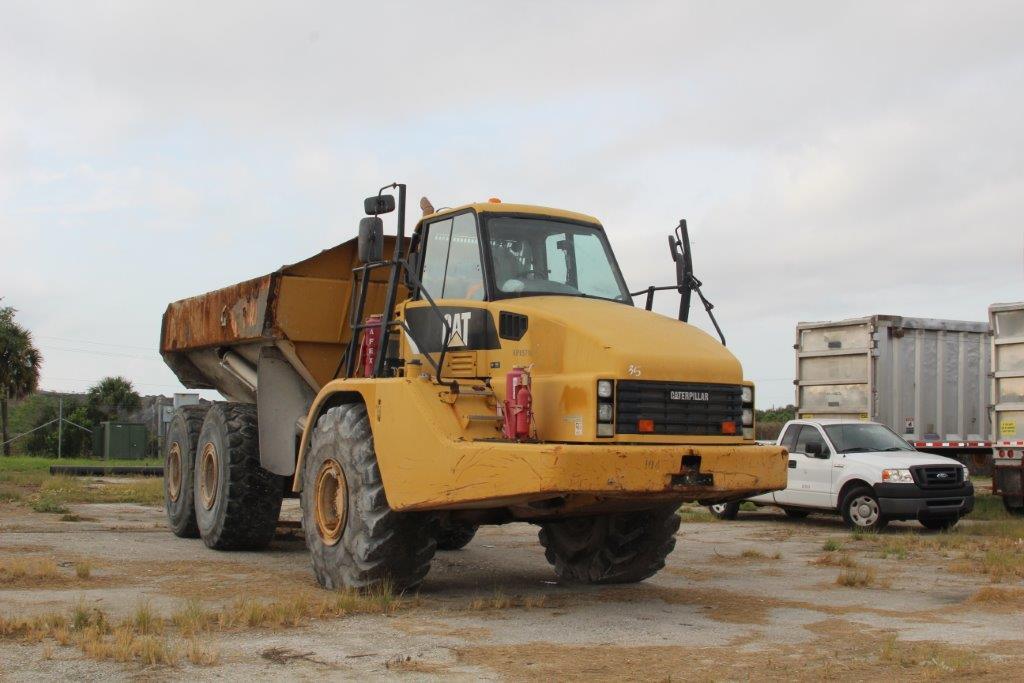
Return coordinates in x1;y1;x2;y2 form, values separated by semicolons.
301;404;438;591
538;506;680;584
840;486;888;531
436;518;479;550
163;405;208;538
1003;498;1024;517
193;403;283;550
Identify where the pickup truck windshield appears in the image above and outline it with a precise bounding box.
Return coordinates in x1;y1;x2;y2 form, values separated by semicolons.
823;424;916;453
485;217;631;303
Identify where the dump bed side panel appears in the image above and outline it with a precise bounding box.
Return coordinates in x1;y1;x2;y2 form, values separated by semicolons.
991;302;1024;443
795;315;990;440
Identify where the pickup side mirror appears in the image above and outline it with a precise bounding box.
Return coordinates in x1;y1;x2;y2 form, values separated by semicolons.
358;217;384;263
805;441;824;457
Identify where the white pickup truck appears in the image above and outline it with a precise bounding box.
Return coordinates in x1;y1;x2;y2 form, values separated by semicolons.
708;419;974;530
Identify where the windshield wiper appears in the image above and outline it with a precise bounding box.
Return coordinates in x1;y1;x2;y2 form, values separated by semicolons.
884;446;910;451
839;447;870;453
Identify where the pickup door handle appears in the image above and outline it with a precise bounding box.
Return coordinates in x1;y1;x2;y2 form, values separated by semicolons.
788;460;797;469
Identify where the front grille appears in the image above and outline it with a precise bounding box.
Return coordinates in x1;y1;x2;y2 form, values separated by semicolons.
615;381;742;436
911;465;963;489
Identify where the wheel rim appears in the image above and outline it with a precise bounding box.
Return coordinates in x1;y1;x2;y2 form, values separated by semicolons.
199;442;219;510
711;504;728;515
314;459;347;546
849;495;879;527
167;441;182;502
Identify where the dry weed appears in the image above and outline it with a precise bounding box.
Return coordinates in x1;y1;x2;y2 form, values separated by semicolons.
836;566;878;588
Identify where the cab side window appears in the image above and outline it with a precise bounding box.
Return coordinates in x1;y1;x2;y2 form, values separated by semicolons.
794;426;828;456
780;425;801;451
419;213;485;300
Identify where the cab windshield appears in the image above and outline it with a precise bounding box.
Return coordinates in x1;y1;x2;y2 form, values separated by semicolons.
485;216;631;302
823;423;916;453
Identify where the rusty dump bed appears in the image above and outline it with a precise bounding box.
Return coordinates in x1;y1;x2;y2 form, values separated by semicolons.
160;236;405;401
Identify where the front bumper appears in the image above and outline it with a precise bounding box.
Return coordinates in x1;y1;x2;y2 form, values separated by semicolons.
874;482;975;520
389;441;789;511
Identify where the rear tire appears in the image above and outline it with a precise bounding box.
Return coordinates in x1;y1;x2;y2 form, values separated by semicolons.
194;403;283;550
1003;497;1024;517
163;405;208;538
708;502;740;520
301;404;438;591
920;516;958;531
436;519;479;551
538;506;680;584
840;486;888;531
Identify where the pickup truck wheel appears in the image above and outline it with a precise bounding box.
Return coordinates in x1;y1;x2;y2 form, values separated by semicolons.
783;508;810;519
436;519;479;550
920;516;958;531
194;403;283;550
840;486;888;531
538;505;680;584
163;405;208;538
301;404;439;591
708;502;740;520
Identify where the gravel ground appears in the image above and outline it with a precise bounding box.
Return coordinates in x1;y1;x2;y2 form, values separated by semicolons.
1;498;1022;680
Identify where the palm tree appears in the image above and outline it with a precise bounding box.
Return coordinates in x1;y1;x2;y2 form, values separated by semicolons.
0;305;43;456
87;376;141;422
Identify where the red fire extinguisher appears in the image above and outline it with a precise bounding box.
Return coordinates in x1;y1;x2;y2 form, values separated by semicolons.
502;366;534;440
358;314;384;377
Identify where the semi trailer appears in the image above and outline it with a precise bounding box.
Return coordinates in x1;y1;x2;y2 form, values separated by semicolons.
793;315;992;473
159;184;788;591
990;301;1024;515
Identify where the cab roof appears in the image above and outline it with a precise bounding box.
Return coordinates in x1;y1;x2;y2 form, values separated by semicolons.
421;201;601;226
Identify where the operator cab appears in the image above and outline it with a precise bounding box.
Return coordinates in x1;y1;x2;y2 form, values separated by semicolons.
412;204;632;305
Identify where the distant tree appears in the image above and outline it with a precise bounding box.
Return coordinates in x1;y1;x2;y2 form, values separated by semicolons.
0;304;43;456
87;376;141;423
756;404;797;424
24;396;93;457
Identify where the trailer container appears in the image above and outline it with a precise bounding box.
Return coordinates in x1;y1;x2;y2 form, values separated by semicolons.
794;315;991;472
990;302;1024;514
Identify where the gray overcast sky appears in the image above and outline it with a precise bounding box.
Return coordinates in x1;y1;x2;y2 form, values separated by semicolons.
1;1;1021;407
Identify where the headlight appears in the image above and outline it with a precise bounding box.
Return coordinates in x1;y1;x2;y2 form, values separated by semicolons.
597;402;614;422
962;466;970;482
881;469;914;484
597;380;613;398
741;386;753;404
742;408;753;427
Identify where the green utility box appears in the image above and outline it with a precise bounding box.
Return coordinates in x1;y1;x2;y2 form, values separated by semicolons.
93;422;148;460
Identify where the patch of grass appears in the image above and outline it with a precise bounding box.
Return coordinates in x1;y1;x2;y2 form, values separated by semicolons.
879;635;982;674
185;639;220;666
30;494;68;514
950;549;1024;582
739;502;757;511
967;586;1024;609
811;553;858;568
822;538;842;552
131;601;161;635
836;566;877;587
74;561;92;580
78;625;177;666
0;485;22;502
0;556;60;582
0;612;68;642
969;493;1015;521
878;537;910;560
38;476;164;506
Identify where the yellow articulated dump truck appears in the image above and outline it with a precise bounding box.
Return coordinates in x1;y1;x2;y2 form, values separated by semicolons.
160;183;787;591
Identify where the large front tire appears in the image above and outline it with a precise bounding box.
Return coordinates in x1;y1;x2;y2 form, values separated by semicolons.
301;404;438;592
538;506;680;584
193;403;283;550
163;405;208;538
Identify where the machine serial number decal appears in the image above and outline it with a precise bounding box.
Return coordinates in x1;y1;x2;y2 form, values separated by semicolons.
669;391;709;401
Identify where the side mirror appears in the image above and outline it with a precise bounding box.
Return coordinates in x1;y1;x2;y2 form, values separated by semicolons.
358;217;384;263
364;195;396;215
805;442;824;457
